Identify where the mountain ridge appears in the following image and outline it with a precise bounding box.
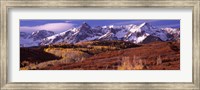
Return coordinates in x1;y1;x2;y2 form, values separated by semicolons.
20;22;180;47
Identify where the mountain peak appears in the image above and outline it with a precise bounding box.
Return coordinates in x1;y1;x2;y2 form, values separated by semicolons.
30;30;55;41
139;22;151;28
32;30;54;35
81;22;91;28
83;22;87;24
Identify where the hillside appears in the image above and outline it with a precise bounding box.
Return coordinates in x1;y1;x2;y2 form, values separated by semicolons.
20;47;61;68
20;40;180;70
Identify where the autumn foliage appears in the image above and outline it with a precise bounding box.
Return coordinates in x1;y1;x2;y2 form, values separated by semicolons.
20;40;180;70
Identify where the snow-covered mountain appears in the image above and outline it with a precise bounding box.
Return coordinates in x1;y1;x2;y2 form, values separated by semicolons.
20;22;180;47
20;30;55;47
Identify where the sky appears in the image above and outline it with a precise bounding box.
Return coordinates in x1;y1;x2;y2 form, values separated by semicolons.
20;20;180;33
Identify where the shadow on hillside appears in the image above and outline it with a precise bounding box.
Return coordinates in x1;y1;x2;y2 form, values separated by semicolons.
20;47;61;67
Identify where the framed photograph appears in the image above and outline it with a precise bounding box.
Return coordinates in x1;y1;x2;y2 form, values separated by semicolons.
1;0;199;90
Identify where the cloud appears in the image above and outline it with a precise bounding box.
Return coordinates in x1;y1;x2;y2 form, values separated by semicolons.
20;22;75;33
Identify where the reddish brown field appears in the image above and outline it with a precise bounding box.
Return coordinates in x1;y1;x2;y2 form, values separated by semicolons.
20;40;180;70
48;41;180;70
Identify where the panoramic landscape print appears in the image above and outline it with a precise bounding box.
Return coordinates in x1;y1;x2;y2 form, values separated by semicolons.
20;20;180;70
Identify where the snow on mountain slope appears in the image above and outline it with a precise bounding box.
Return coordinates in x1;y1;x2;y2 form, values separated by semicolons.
20;32;38;47
41;30;74;45
30;30;55;41
129;22;167;40
20;30;55;47
161;28;180;40
20;22;180;47
115;28;128;39
98;30;114;40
